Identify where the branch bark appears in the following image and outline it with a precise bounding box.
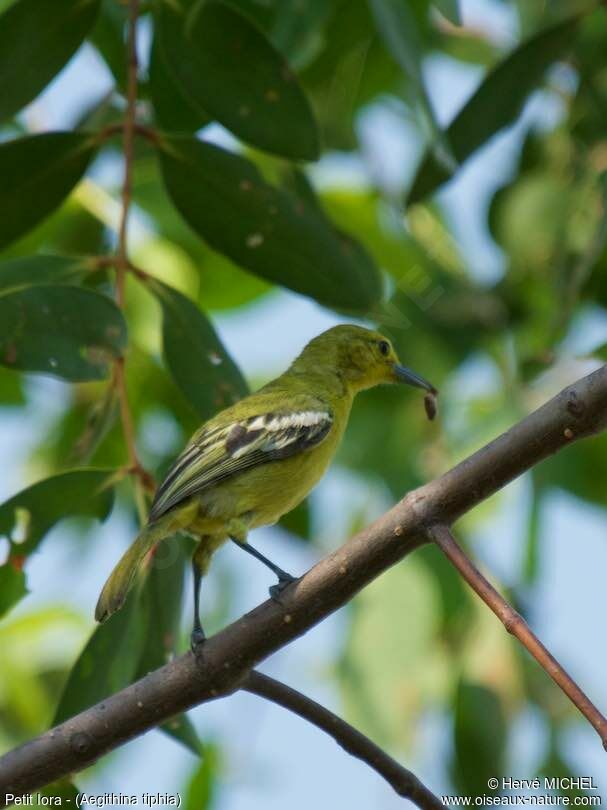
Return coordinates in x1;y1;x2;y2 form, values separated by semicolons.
1;364;607;799
242;672;442;808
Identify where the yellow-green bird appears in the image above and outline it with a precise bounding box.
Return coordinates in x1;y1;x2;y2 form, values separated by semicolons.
95;325;436;647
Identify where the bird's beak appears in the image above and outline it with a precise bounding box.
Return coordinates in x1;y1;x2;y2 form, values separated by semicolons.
393;364;437;395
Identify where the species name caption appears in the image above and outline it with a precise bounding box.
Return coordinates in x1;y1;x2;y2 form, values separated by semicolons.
4;794;182;807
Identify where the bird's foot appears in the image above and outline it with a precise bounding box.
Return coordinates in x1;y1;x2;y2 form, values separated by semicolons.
190;627;206;654
269;572;297;602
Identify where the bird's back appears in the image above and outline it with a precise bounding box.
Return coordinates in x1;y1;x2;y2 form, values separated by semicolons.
148;366;352;524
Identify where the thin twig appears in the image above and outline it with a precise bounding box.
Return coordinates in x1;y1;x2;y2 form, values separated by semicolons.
242;671;442;809
109;0;151;520
88;256;151;282
1;365;607;796
427;524;607;750
112;360;150;524
97;122;160;146
116;0;140;304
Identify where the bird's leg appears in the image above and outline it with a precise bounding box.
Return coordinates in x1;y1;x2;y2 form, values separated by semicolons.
191;560;205;650
229;536;296;599
190;542;210;651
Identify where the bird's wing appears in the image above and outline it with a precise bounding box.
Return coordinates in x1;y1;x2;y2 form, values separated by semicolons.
149;406;333;521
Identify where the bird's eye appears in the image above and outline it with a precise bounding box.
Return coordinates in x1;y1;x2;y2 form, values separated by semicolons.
378;340;390;357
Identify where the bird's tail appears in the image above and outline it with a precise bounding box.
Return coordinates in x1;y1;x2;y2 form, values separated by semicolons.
95;519;169;623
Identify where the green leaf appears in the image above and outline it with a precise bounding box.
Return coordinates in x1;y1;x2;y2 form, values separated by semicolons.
69;384;119;464
52;589;146;725
136;539;188;686
158;136;383;311
321;188;500;361
155;0;319;160
2;196;106;260
299;1;402;151
433;0;461;25
132;154;270;310
0;0;101;122
35;781;80;804
407;15;580;204
369;0;454;171
451;680;507;797
0;367;24;405
0;285;127;381
269;0;333;70
33;779;80;807
536;432;607;510
338;559;442;749
150;24;210;133
163;712;202;757
416;543;472;638
136;537;201;755
522;471;544;584
0;254;91;292
0;132;98;249
185;743;220;810
278;499;311;542
0;563;28;619
149;279;248;420
0;469;114;558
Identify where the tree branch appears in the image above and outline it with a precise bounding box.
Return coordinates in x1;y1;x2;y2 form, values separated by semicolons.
427;524;607;749
1;364;607;799
242;671;442;808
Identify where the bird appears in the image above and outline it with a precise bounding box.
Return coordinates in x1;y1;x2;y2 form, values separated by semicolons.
95;324;437;647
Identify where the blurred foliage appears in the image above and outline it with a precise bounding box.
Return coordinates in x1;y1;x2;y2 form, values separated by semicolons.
0;0;605;802
338;558;446;750
452;680;507;795
185;742;221;810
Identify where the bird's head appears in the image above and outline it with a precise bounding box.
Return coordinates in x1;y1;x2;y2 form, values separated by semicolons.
295;325;437;395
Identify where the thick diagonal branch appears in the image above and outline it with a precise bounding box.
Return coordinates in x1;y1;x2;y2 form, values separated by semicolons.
427;524;607;748
1;365;607;799
242;672;442;808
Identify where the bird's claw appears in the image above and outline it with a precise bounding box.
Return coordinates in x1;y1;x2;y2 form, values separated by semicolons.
190;628;206;653
269;573;296;602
